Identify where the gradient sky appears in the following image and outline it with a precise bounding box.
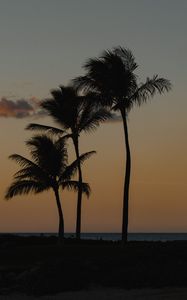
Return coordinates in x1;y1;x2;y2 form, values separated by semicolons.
0;0;187;233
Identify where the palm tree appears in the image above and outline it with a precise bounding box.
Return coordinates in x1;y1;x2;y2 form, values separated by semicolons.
5;135;93;242
26;86;112;239
74;46;171;243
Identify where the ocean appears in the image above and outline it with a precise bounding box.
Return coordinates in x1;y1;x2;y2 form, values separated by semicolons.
4;232;187;242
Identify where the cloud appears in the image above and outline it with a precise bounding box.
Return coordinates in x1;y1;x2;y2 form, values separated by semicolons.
0;97;123;121
0;97;44;118
107;113;122;122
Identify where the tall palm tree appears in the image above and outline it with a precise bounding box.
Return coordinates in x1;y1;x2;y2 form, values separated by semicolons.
5;135;93;242
74;46;171;243
26;86;112;239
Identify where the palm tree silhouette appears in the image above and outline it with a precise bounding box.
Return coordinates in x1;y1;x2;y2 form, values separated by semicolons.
26;85;112;239
5;135;94;242
74;46;171;243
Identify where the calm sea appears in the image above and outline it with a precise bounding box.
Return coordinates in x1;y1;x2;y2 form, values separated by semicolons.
4;232;187;242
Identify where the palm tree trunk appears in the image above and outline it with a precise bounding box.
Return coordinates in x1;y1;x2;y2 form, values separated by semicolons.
73;136;83;240
54;187;64;242
120;108;131;244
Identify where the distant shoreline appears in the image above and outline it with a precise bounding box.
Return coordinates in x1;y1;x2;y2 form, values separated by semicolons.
0;232;187;242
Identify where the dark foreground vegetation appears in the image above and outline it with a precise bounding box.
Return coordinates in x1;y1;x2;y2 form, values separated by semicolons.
0;235;187;296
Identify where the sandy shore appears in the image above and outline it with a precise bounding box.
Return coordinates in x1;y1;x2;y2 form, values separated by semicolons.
1;288;187;300
1;239;187;298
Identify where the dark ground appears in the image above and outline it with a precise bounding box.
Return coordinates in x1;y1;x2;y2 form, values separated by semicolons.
0;235;187;296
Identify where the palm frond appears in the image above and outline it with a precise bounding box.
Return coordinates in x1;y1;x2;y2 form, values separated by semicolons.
61;181;91;197
26;135;68;177
41;87;82;131
5;180;49;200
61;180;78;191
81;182;91;197
80;108;112;133
59;151;96;182
73;75;95;93
55;137;68;167
26;135;54;162
113;46;138;71
41;98;71;130
14;165;51;184
9;154;37;169
78;95;109;126
131;75;172;105
26;123;66;136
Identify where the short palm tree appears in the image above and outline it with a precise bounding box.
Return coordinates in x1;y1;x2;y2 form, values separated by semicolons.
74;46;171;243
5;135;93;242
26;86;112;239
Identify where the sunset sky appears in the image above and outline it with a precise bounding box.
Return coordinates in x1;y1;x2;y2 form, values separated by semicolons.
0;0;187;233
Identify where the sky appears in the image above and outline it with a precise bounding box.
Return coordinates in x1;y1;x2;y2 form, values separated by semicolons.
0;0;187;233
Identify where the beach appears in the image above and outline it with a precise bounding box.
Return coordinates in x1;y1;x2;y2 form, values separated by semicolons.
0;236;187;297
1;288;187;300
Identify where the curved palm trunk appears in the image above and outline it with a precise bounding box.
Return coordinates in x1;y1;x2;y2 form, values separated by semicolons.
54;187;64;242
73;137;83;240
120;108;131;244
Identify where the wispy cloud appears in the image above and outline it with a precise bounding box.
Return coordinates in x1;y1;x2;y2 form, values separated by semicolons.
0;97;123;121
110;114;122;122
105;113;122;123
0;97;44;118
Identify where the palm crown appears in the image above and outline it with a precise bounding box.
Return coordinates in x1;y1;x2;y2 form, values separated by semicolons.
5;135;93;199
74;47;171;111
27;85;112;136
5;135;94;240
